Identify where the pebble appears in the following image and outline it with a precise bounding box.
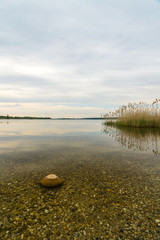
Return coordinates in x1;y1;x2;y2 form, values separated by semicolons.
40;174;64;187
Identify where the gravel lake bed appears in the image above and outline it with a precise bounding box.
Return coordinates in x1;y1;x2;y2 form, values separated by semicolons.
0;120;160;239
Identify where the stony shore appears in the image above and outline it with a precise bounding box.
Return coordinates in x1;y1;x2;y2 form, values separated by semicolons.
0;150;160;239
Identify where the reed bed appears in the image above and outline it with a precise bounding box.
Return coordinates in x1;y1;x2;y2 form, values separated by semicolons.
104;99;160;128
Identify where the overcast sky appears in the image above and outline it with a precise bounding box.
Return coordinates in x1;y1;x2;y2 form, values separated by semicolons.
0;0;160;117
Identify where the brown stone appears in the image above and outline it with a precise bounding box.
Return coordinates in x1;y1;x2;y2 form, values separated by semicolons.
40;174;64;187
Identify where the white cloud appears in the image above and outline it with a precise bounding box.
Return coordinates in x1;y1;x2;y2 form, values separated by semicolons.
0;103;107;118
0;0;160;116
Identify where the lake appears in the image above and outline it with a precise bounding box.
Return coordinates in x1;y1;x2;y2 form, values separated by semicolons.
0;120;160;239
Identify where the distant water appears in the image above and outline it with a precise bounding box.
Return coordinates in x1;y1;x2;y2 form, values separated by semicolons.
0;118;160;182
0;120;160;239
1;119;160;153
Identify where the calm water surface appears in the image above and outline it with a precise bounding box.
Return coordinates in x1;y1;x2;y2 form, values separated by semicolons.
0;120;160;239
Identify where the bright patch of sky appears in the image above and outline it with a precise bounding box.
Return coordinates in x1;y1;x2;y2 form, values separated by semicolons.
0;0;160;117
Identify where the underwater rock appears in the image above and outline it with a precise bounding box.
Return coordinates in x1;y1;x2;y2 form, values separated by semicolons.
40;174;64;187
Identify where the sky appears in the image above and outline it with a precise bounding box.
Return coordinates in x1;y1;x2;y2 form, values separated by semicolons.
0;0;160;117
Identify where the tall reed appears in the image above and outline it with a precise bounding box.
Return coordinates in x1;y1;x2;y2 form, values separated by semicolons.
104;99;160;128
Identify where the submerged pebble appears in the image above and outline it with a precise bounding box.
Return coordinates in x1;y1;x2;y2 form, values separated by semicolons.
40;174;64;187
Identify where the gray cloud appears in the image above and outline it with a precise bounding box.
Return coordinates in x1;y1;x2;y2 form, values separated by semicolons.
0;0;160;116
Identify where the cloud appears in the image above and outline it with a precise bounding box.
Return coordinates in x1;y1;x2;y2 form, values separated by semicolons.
0;103;107;118
0;0;160;116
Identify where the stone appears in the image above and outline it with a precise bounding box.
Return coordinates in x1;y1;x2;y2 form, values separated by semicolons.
40;174;64;187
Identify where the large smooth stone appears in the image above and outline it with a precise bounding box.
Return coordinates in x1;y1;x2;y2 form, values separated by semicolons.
40;174;64;187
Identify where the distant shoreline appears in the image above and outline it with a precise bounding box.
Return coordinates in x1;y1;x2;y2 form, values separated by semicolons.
0;116;117;120
52;117;106;120
0;116;52;120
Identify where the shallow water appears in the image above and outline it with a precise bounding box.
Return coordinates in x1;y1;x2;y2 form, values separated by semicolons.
0;120;160;239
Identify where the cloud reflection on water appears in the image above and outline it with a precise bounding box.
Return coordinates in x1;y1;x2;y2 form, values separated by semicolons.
0;119;101;136
0;120;115;154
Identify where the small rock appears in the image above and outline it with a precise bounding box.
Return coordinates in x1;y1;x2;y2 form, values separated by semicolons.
40;174;64;187
155;219;160;226
155;219;160;223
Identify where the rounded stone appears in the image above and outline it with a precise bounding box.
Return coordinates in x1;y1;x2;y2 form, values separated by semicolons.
40;174;64;187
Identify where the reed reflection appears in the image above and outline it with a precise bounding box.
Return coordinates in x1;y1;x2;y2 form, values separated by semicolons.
103;125;160;155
